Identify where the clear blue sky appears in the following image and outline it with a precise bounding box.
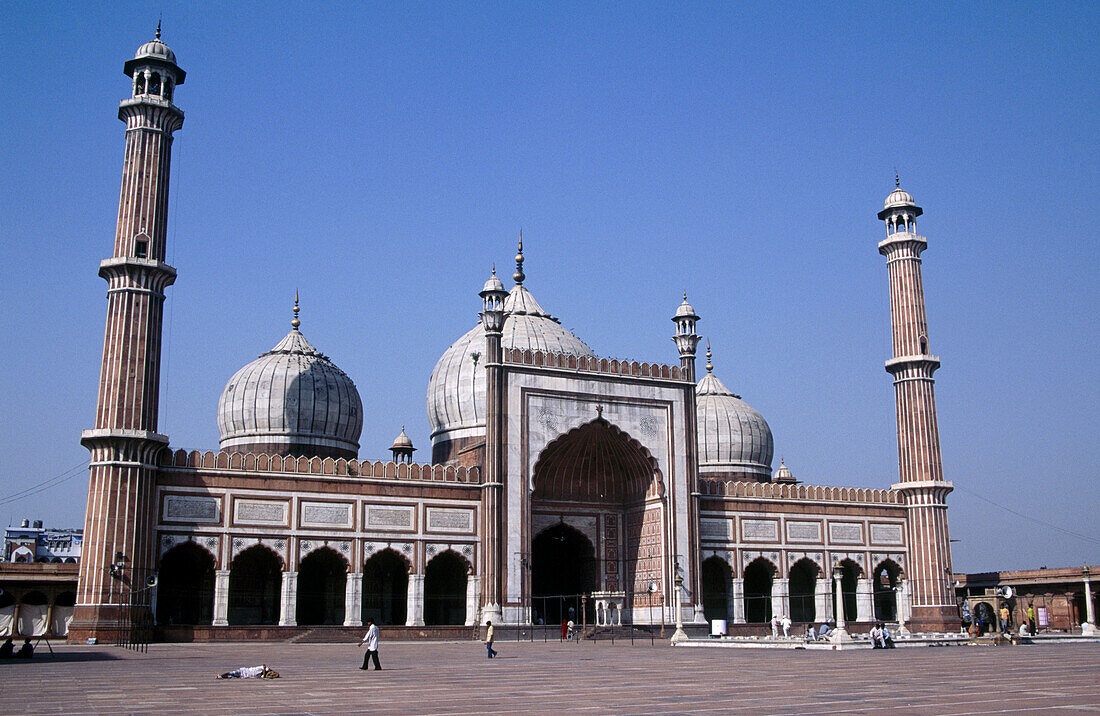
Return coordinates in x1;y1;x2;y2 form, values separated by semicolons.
1;2;1097;572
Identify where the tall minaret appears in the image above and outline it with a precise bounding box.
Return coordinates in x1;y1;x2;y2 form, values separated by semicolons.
479;260;509;625
878;178;955;631
71;27;185;642
671;295;704;625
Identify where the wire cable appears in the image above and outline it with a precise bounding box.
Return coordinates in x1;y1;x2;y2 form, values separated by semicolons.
955;483;1100;546
0;459;90;507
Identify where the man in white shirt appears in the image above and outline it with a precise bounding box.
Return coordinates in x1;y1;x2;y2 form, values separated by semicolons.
780;615;792;637
358;619;381;670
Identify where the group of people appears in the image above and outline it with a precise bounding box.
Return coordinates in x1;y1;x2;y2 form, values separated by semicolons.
0;638;34;659
768;614;793;637
868;622;896;648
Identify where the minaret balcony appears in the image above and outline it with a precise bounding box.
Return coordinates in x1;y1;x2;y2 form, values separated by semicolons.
878;233;927;255
884;353;941;376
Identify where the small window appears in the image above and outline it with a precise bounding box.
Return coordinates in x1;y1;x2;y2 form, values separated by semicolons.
135;240;148;258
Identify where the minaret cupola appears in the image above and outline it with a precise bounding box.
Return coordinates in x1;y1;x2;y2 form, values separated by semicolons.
878;172;922;236
124;22;185;103
672;293;701;379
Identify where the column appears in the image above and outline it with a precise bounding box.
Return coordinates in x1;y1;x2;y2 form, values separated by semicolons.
856;578;874;623
814;577;831;622
343;572;362;627
897;579;912;635
831;570;851;643
212;569;230;627
406;573;425;627
465;574;480;627
1083;572;1096;636
731;578;745;624
278;571;297;627
772;578;789;620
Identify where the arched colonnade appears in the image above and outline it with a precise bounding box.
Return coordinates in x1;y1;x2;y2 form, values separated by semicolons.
155;540;479;628
700;554;910;626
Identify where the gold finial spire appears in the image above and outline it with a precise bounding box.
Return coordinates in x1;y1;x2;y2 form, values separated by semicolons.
291;290;300;330
513;231;525;285
491;263;496;276
156;18;162;40
683;290;688;301
895;169;900;188
705;338;713;373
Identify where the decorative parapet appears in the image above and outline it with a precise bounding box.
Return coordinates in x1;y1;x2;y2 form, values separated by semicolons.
502;348;686;381
698;479;901;505
158;449;480;484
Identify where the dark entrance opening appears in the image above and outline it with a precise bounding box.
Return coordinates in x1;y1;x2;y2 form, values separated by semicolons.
297;548;346;626
362;549;408;626
228;545;281;626
157;543;215;625
744;558;774;624
532;523;599;625
701;556;731;623
873;561;900;622
424;551;467;625
789;558;818;623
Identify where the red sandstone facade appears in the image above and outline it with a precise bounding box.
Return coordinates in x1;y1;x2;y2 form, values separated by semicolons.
71;34;958;642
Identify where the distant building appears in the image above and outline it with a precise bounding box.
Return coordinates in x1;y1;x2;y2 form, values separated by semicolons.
3;519;82;564
956;566;1099;633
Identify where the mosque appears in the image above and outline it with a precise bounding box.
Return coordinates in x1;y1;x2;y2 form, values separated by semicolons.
69;32;957;642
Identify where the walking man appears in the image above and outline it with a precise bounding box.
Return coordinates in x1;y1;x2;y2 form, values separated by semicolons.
485;620;498;659
358;618;381;670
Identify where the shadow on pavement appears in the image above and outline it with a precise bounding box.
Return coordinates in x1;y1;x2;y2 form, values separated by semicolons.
0;650;123;663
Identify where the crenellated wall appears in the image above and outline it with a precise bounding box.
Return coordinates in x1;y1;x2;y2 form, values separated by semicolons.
159;449;480;484
502;348;687;381
698;479;901;505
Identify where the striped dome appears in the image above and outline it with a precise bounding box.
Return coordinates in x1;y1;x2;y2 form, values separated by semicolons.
696;371;774;480
427;284;595;446
217;328;362;459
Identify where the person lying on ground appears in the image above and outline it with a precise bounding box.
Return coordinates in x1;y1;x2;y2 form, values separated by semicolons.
216;664;279;679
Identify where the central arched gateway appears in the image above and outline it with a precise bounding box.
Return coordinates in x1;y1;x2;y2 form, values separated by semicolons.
529;417;665;625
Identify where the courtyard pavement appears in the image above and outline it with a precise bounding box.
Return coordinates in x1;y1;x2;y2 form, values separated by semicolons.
2;639;1098;715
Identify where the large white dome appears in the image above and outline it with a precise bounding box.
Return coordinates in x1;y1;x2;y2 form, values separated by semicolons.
218;327;363;459
427;283;595;451
696;369;774;480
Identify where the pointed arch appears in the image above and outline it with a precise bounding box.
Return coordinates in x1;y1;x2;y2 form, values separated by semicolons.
532;417;663;503
424;550;468;625
743;556;776;623
157;542;215;625
362;548;410;626
228;544;282;626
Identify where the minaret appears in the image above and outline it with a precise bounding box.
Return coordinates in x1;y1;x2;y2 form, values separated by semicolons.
671;296;705;626
479;262;509;625
878;178;955;631
71;28;185;642
671;293;701;381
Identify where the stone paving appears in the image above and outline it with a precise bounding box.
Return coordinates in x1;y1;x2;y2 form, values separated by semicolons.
2;639;1098;715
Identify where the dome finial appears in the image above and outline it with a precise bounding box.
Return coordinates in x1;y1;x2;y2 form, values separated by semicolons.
156;18;161;40
705;338;713;373
513;231;525;285
895;169;900;189
491;263;496;276
291;290;301;330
